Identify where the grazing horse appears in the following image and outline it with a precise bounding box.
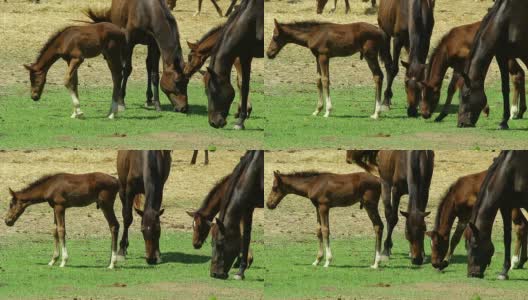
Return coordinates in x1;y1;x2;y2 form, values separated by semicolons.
347;150;434;265
427;170;527;270
466;151;528;280
421;21;525;121
185;23;251;118
204;0;263;129
4;173;120;268
266;20;393;119
266;171;384;268
316;0;376;14
117;150;172;265
84;0;189;113
166;0;223;16
459;0;528;129
378;0;435;117
190;150;209;165
210;150;263;280
24;23;126;119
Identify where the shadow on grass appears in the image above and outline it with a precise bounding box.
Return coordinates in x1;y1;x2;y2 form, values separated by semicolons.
160;251;210;264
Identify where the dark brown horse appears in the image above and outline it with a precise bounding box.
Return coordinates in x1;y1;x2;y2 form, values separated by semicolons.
266;20;392;119
204;0;263;129
210;150;263;280
378;0;435;117
24;23;126;119
117;150;172;265
466;151;528;280
421;21;525;121
185;23;251;118
427;170;527;271
4;173;120;268
347;150;434;265
190;150;209;165
84;0;189;113
459;0;528;129
266;171;384;268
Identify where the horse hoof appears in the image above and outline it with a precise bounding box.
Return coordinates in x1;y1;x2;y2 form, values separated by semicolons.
116;255;126;262
118;105;126;112
48;260;56;266
381;105;390;112
312;111;320;116
497;274;509;280
370;114;379;119
234;124;245;130
312;260;320;266
234;274;245;280
380;255;390;261
498;123;509;130
370;264;378;269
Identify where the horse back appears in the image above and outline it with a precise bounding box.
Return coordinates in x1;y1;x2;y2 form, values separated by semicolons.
377;0;408;36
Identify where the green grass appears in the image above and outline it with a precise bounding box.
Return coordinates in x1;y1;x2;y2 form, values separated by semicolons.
0;82;264;149
263;82;528;149
0;232;264;299
263;234;528;299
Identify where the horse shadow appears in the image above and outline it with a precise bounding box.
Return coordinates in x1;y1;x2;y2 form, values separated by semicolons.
160;251;210;264
141;104;208;116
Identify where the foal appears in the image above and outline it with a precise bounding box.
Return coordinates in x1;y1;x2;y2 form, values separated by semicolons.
427;170;527;270
266;171;384;268
421;21;525;121
4;173;120;268
24;22;126;119
266;20;392;119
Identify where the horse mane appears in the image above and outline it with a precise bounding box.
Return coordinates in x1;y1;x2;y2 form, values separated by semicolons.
197;24;224;45
470;151;507;223
17;173;61;194
219;151;254;221
282;20;332;31
426;33;449;79
34;27;75;64
349;150;379;173
465;0;504;73
198;174;231;211
434;183;456;229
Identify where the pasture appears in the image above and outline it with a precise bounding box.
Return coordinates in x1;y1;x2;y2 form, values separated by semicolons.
0;0;264;149
0;150;264;299
263;0;528;149
263;150;528;299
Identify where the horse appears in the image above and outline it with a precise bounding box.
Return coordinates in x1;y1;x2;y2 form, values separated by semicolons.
186;173;254;265
24;23;126;119
347;150;434;265
266;171;384;268
459;0;528;129
466;151;528;280
427;170;527;271
421;21;525;121
190;150;209;165
84;0;189;113
166;0;223;16
378;0;435;117
203;0;263;129
210;150;263;280
4;173;120;269
116;150;172;265
185;23;252;118
316;0;376;14
266;20;393;119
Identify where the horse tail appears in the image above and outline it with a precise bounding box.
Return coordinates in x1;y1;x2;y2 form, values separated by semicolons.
347;150;379;174
82;7;111;23
379;31;392;67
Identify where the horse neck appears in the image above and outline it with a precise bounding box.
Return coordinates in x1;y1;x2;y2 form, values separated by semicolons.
408;0;433;64
197;177;229;221
467;44;494;87
281;25;311;48
280;175;314;198
197;30;222;56
154;20;185;73
434;190;457;237
425;44;449;88
33;41;61;73
15;187;49;206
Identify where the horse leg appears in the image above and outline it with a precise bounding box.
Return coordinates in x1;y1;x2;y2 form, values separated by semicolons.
106;50;124;119
329;0;337;13
194;0;203;16
511;208;527;269
496;53;511;129
99;191;120;269
344;0;350;14
209;0;223;17
313;206;324;266
234;56;253;130
385;36;403;107
509;59;525;119
145;49;154;108
446;221;466;262
364;196;384;269
435;73;460;122
48;211;60;266
234;59;251;119
54;205;68;267
318;204;332;267
204;150;209;165
380;182;393;259
235;209;253;280
387;186;402;259
365;53;384;119
318;55;332;117
118;185;134;259
225;0;237;16
313;57;324;116
191;150;198;164
64;58;83;119
497;206;512;280
120;42;135;112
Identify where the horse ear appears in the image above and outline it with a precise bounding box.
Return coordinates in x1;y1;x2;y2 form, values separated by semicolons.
134;206;144;217
159;208;165;217
401;60;410;70
423;211;431;218
215;217;225;233
461;72;471;87
8;188;16;198
23;64;33;71
274;18;280;30
186;211;195;218
400;210;409;218
187;40;197;50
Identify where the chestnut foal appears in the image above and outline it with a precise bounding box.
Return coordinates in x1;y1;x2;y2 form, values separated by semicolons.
427;170;528;270
4;173;120;268
266;171;384;268
24;22;126;119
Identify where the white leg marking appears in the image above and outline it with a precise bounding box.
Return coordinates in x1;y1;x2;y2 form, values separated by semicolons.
371;101;381;119
324;96;332;118
108;250;117;269
371;251;381;269
60;245;68;268
511;105;519;119
511;255;520;270
323;244;332;268
156;250;162;264
69;91;84;119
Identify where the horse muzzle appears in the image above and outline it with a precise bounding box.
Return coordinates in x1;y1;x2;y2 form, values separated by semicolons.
210;272;228;280
5;219;15;226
